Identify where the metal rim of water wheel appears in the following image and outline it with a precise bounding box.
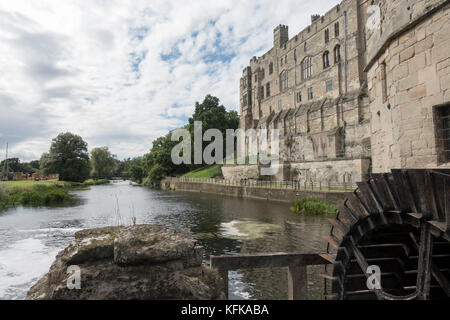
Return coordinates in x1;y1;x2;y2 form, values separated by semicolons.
321;169;450;300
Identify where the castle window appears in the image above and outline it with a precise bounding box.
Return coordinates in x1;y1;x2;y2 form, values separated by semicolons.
243;94;248;107
381;62;387;102
325;29;330;43
266;83;271;97
302;57;313;80
323;51;330;69
261;69;265;79
294;49;297;63
285;55;288;64
278;100;282;111
269;62;274;75
308;87;313;100
304;41;307;52
435;104;450;162
243;78;247;88
334;45;341;63
335;22;340;37
259;86;264;100
326;80;333;92
255;74;258;82
281;70;289;90
297;92;302;103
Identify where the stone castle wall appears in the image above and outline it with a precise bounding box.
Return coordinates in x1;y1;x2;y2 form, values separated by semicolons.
238;0;371;183
237;0;450;181
366;0;450;172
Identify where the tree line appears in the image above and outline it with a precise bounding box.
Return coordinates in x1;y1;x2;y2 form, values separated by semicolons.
2;95;238;184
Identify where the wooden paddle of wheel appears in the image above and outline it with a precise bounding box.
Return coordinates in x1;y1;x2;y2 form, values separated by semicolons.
321;169;450;300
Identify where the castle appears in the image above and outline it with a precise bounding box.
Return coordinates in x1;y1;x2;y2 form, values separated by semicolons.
228;0;450;184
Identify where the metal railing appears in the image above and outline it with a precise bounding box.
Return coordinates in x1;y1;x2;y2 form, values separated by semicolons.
169;176;357;192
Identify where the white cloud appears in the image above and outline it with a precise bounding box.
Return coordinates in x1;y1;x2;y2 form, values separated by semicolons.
0;0;340;161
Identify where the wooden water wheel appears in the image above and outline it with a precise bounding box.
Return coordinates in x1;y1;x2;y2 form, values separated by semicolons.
322;169;450;300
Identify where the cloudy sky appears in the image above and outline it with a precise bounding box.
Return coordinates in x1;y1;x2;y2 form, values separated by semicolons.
0;0;339;161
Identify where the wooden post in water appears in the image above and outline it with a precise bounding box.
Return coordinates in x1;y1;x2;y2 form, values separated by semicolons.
288;265;308;300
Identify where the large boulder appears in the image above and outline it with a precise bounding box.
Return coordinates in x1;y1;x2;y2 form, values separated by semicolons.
26;225;225;300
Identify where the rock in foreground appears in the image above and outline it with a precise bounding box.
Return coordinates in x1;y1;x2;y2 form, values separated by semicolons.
27;225;225;300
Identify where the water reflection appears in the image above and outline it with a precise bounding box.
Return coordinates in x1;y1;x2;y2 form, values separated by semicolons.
0;180;331;300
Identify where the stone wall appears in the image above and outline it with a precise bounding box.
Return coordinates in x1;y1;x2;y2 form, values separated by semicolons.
163;180;348;206
237;0;372;182
221;165;259;181
366;0;450;172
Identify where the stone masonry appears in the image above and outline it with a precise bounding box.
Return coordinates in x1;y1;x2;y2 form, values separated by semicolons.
233;0;450;183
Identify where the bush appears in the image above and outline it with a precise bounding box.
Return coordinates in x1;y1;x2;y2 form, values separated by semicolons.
0;183;71;209
290;198;337;215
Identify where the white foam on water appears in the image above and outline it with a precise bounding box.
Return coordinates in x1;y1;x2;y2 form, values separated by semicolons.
220;220;248;237
18;227;82;234
0;237;60;300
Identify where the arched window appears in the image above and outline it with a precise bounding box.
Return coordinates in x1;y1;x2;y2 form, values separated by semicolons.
280;70;289;90
302;57;312;80
269;62;274;75
334;45;341;63
323;51;330;69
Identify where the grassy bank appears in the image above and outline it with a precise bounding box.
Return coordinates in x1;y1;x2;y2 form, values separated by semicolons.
290;198;338;215
69;179;110;190
0;179;110;210
0;180;71;210
182;165;223;179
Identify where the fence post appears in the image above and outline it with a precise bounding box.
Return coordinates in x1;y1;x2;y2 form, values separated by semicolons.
288;265;308;300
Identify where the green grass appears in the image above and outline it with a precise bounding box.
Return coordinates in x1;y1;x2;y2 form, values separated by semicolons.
182;165;223;179
0;180;66;189
70;178;110;189
0;181;71;210
290;198;338;215
0;178;110;210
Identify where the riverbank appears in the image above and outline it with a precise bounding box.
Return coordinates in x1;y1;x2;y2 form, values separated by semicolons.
0;179;110;210
161;179;348;205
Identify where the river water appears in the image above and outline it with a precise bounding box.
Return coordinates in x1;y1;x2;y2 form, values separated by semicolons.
0;180;331;300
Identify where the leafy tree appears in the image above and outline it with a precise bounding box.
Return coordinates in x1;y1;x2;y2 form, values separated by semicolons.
144;164;167;188
0;158;21;172
90;147;116;178
143;132;187;175
129;157;144;184
29;160;40;170
40;132;90;182
187;95;240;168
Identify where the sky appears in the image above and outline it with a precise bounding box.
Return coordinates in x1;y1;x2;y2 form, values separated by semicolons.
0;0;340;161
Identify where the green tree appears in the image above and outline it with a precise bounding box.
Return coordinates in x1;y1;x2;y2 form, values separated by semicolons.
129;157;144;184
40;132;90;182
187;95;240;168
90;147;116;178
0;158;21;172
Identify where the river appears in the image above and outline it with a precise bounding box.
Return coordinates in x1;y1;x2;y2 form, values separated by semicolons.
0;180;331;300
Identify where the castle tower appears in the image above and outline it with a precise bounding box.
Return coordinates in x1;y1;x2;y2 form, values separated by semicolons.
273;24;289;48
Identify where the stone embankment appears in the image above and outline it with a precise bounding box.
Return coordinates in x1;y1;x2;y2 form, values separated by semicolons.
162;179;347;205
27;225;225;300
